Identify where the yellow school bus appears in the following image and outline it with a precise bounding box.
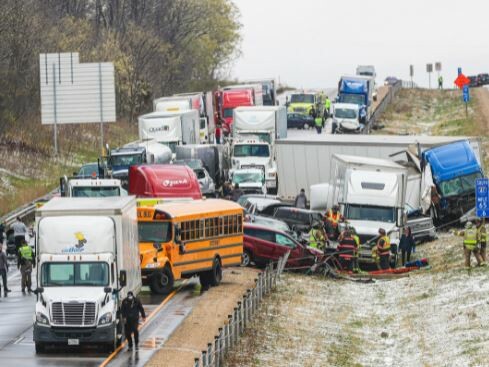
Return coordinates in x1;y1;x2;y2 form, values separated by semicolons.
137;199;243;294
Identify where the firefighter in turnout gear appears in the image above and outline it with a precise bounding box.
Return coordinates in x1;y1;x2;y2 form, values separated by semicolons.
374;228;391;270
337;229;359;271
325;205;343;240
456;221;483;268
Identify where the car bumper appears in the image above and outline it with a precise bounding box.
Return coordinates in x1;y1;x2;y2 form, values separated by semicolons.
34;323;116;344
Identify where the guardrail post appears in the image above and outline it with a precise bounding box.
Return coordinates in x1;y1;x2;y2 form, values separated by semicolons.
218;327;224;364
207;343;213;366
194;357;200;367
226;315;232;351
233;308;238;346
214;335;220;367
202;351;207;367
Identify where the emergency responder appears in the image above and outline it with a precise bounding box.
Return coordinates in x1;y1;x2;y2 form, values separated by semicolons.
18;239;34;294
325;96;331;117
475;218;487;263
337;229;358;271
314;115;323;134
294;188;307;209
375;228;391;270
456;221;483;268
325;205;343;240
309;222;326;250
438;75;443;89
121;291;146;351
309;106;317;119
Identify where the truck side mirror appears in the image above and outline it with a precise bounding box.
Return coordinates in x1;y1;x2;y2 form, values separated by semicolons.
34;287;44;295
104;287;112;294
119;270;127;288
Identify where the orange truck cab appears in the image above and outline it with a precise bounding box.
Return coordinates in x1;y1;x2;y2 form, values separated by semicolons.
137;199;244;294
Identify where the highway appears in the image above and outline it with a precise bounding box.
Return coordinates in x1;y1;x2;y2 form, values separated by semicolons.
0;252;199;367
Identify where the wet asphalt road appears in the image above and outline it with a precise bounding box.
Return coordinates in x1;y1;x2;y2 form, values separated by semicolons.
0;250;198;367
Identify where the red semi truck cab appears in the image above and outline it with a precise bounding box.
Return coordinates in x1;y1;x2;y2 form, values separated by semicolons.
215;89;254;134
128;164;202;199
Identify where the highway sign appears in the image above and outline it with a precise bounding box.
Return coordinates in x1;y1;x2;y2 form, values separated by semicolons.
458;67;462;75
426;64;433;73
454;74;470;89
463;85;470;103
476;178;489;218
435;62;442;72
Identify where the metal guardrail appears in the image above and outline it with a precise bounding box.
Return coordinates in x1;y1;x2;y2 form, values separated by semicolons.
368;80;402;129
0;189;58;226
193;252;290;367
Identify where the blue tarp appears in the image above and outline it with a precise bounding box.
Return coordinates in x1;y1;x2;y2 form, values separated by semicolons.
423;140;482;182
340;79;368;94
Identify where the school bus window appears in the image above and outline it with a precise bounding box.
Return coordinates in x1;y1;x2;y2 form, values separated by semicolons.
237;214;243;232
199;220;204;238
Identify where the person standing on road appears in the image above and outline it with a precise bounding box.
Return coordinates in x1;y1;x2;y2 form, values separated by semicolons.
325;96;331;117
309;106;317;119
376;228;391;270
399;227;415;266
475;218;487;263
308;222;326;250
438;76;443;89
0;245;10;297
0;221;5;246
11;217;27;252
455;221;483;268
324;205;343;240
121;291;146;351
215;124;222;144
314;115;323;134
18;239;34;294
294;188;307;209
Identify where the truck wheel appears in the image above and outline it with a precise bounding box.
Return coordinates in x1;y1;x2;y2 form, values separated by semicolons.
149;266;174;295
35;342;46;354
241;250;252;267
208;258;223;286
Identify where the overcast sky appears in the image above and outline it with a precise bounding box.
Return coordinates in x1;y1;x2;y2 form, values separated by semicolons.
231;0;489;88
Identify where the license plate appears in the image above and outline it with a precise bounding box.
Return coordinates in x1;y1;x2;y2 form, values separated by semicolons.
68;339;79;346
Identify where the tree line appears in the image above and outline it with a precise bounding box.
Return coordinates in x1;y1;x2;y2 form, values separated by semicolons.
0;0;241;130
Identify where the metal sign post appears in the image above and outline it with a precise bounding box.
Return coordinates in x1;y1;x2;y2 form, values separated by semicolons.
426;63;433;89
476;178;489;218
463;85;470;118
409;65;414;87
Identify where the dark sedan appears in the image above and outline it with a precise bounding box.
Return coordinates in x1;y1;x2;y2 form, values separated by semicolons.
287;113;314;129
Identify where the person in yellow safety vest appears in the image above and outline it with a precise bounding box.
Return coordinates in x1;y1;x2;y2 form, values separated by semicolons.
314;116;323;134
474;218;487;263
308;222;326;250
455;221;483;268
325;96;331;117
325;205;343;240
376;228;391;270
18;239;34;294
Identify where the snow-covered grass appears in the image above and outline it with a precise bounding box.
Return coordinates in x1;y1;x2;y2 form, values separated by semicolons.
225;232;489;367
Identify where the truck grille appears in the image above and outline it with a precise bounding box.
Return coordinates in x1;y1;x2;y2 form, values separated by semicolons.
241;164;265;173
294;107;306;113
51;302;97;326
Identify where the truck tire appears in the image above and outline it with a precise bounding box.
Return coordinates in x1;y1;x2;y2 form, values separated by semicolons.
208;257;223;286
35;342;45;354
241;250;252;267
149;266;174;295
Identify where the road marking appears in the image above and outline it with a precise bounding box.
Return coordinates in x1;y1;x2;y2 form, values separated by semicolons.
98;280;188;367
13;336;25;344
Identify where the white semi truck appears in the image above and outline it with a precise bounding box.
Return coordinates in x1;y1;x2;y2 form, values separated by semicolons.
138;110;201;153
33;197;141;353
60;177;126;197
230;106;287;194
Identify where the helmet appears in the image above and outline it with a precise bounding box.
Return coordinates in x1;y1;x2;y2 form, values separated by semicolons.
333;205;340;211
465;221;473;229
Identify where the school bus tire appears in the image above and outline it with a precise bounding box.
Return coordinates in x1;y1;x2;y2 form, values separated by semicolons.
149;266;175;295
209;257;223;287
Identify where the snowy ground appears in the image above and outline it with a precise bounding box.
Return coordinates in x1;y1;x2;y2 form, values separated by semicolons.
225;232;489;367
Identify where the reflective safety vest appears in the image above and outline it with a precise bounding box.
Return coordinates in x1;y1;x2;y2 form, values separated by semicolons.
309;229;322;248
464;228;478;250
327;209;341;226
315;117;323;127
377;236;391;256
19;245;33;261
353;235;360;247
477;226;487;243
325;99;331;109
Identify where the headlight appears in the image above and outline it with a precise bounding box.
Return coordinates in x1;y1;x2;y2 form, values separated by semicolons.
98;312;113;326
36;312;50;325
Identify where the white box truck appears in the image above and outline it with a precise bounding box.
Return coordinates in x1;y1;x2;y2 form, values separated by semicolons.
33;197;141;353
138;110;201;153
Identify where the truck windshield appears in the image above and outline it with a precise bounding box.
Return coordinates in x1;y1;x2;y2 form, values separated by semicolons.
233;172;264;184
41;262;109;287
138;222;172;243
339;94;365;106
233;144;270;157
223;108;234;118
346;205;395;223
237;132;271;144
110;154;142;167
290;95;314;104
335;108;358;119
438;172;482;197
72;187;120;197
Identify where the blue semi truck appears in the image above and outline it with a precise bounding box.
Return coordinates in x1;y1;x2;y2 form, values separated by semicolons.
337;75;375;123
421;140;484;223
